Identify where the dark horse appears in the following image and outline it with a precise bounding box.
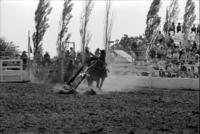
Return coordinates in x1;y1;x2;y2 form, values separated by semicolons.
86;50;108;89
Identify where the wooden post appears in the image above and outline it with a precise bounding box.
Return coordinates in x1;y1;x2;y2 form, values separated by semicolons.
0;60;2;82
20;59;23;81
73;42;75;51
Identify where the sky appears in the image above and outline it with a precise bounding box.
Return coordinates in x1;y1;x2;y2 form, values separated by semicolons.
0;0;199;57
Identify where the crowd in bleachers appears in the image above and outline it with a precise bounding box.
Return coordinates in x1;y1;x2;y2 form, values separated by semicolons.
149;22;200;78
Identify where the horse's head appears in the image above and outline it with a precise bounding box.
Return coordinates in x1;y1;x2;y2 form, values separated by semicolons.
100;50;106;62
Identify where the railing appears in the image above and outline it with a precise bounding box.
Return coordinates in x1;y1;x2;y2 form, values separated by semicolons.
0;59;25;82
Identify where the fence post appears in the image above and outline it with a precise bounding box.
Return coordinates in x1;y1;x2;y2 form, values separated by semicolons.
20;60;23;81
0;60;2;82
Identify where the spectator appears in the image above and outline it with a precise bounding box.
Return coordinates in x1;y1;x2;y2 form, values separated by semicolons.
180;63;187;72
173;48;179;60
191;24;197;33
149;48;156;58
157;31;164;43
187;68;194;78
191;41;197;52
43;52;51;66
20;51;28;70
169;22;175;35
69;47;76;60
160;47;166;59
179;45;184;60
65;50;70;59
176;23;181;33
159;68;165;77
197;24;200;34
166;63;173;77
194;63;199;78
166;48;172;59
76;52;82;62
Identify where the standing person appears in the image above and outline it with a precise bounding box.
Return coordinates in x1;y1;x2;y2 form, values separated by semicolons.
197;24;200;34
43;52;51;66
191;24;197;33
20;51;28;70
179;44;183;60
69;47;76;60
169;22;175;35
176;23;181;33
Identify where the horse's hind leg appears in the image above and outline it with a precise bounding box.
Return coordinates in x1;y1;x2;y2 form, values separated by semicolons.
87;77;93;88
96;78;100;89
99;77;105;90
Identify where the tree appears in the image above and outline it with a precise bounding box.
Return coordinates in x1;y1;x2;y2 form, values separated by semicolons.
182;0;196;41
168;0;180;25
57;0;73;57
56;0;74;83
104;0;113;52
80;0;94;53
32;0;52;63
0;37;19;58
145;0;161;42
111;35;147;58
103;0;114;64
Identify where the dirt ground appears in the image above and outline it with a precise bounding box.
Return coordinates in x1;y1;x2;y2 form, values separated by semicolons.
0;83;199;134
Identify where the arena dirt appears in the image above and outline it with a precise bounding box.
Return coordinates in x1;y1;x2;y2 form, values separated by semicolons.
0;83;199;134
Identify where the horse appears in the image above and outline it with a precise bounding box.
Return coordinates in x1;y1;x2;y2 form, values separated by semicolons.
86;50;108;90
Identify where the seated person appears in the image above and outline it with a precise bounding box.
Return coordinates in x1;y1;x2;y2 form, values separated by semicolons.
173;51;179;60
157;31;164;43
191;41;197;52
176;23;182;33
194;65;199;78
159;68;165;77
166;49;173;59
187;68;194;78
191;24;196;33
166;64;173;77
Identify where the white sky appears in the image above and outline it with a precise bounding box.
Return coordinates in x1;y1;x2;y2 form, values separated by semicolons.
0;0;199;57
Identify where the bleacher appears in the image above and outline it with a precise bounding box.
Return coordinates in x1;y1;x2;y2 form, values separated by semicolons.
171;32;199;45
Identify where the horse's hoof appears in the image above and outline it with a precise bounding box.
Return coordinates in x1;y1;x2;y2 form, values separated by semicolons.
84;88;96;95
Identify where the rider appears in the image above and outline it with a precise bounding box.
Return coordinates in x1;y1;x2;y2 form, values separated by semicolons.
83;46;99;66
